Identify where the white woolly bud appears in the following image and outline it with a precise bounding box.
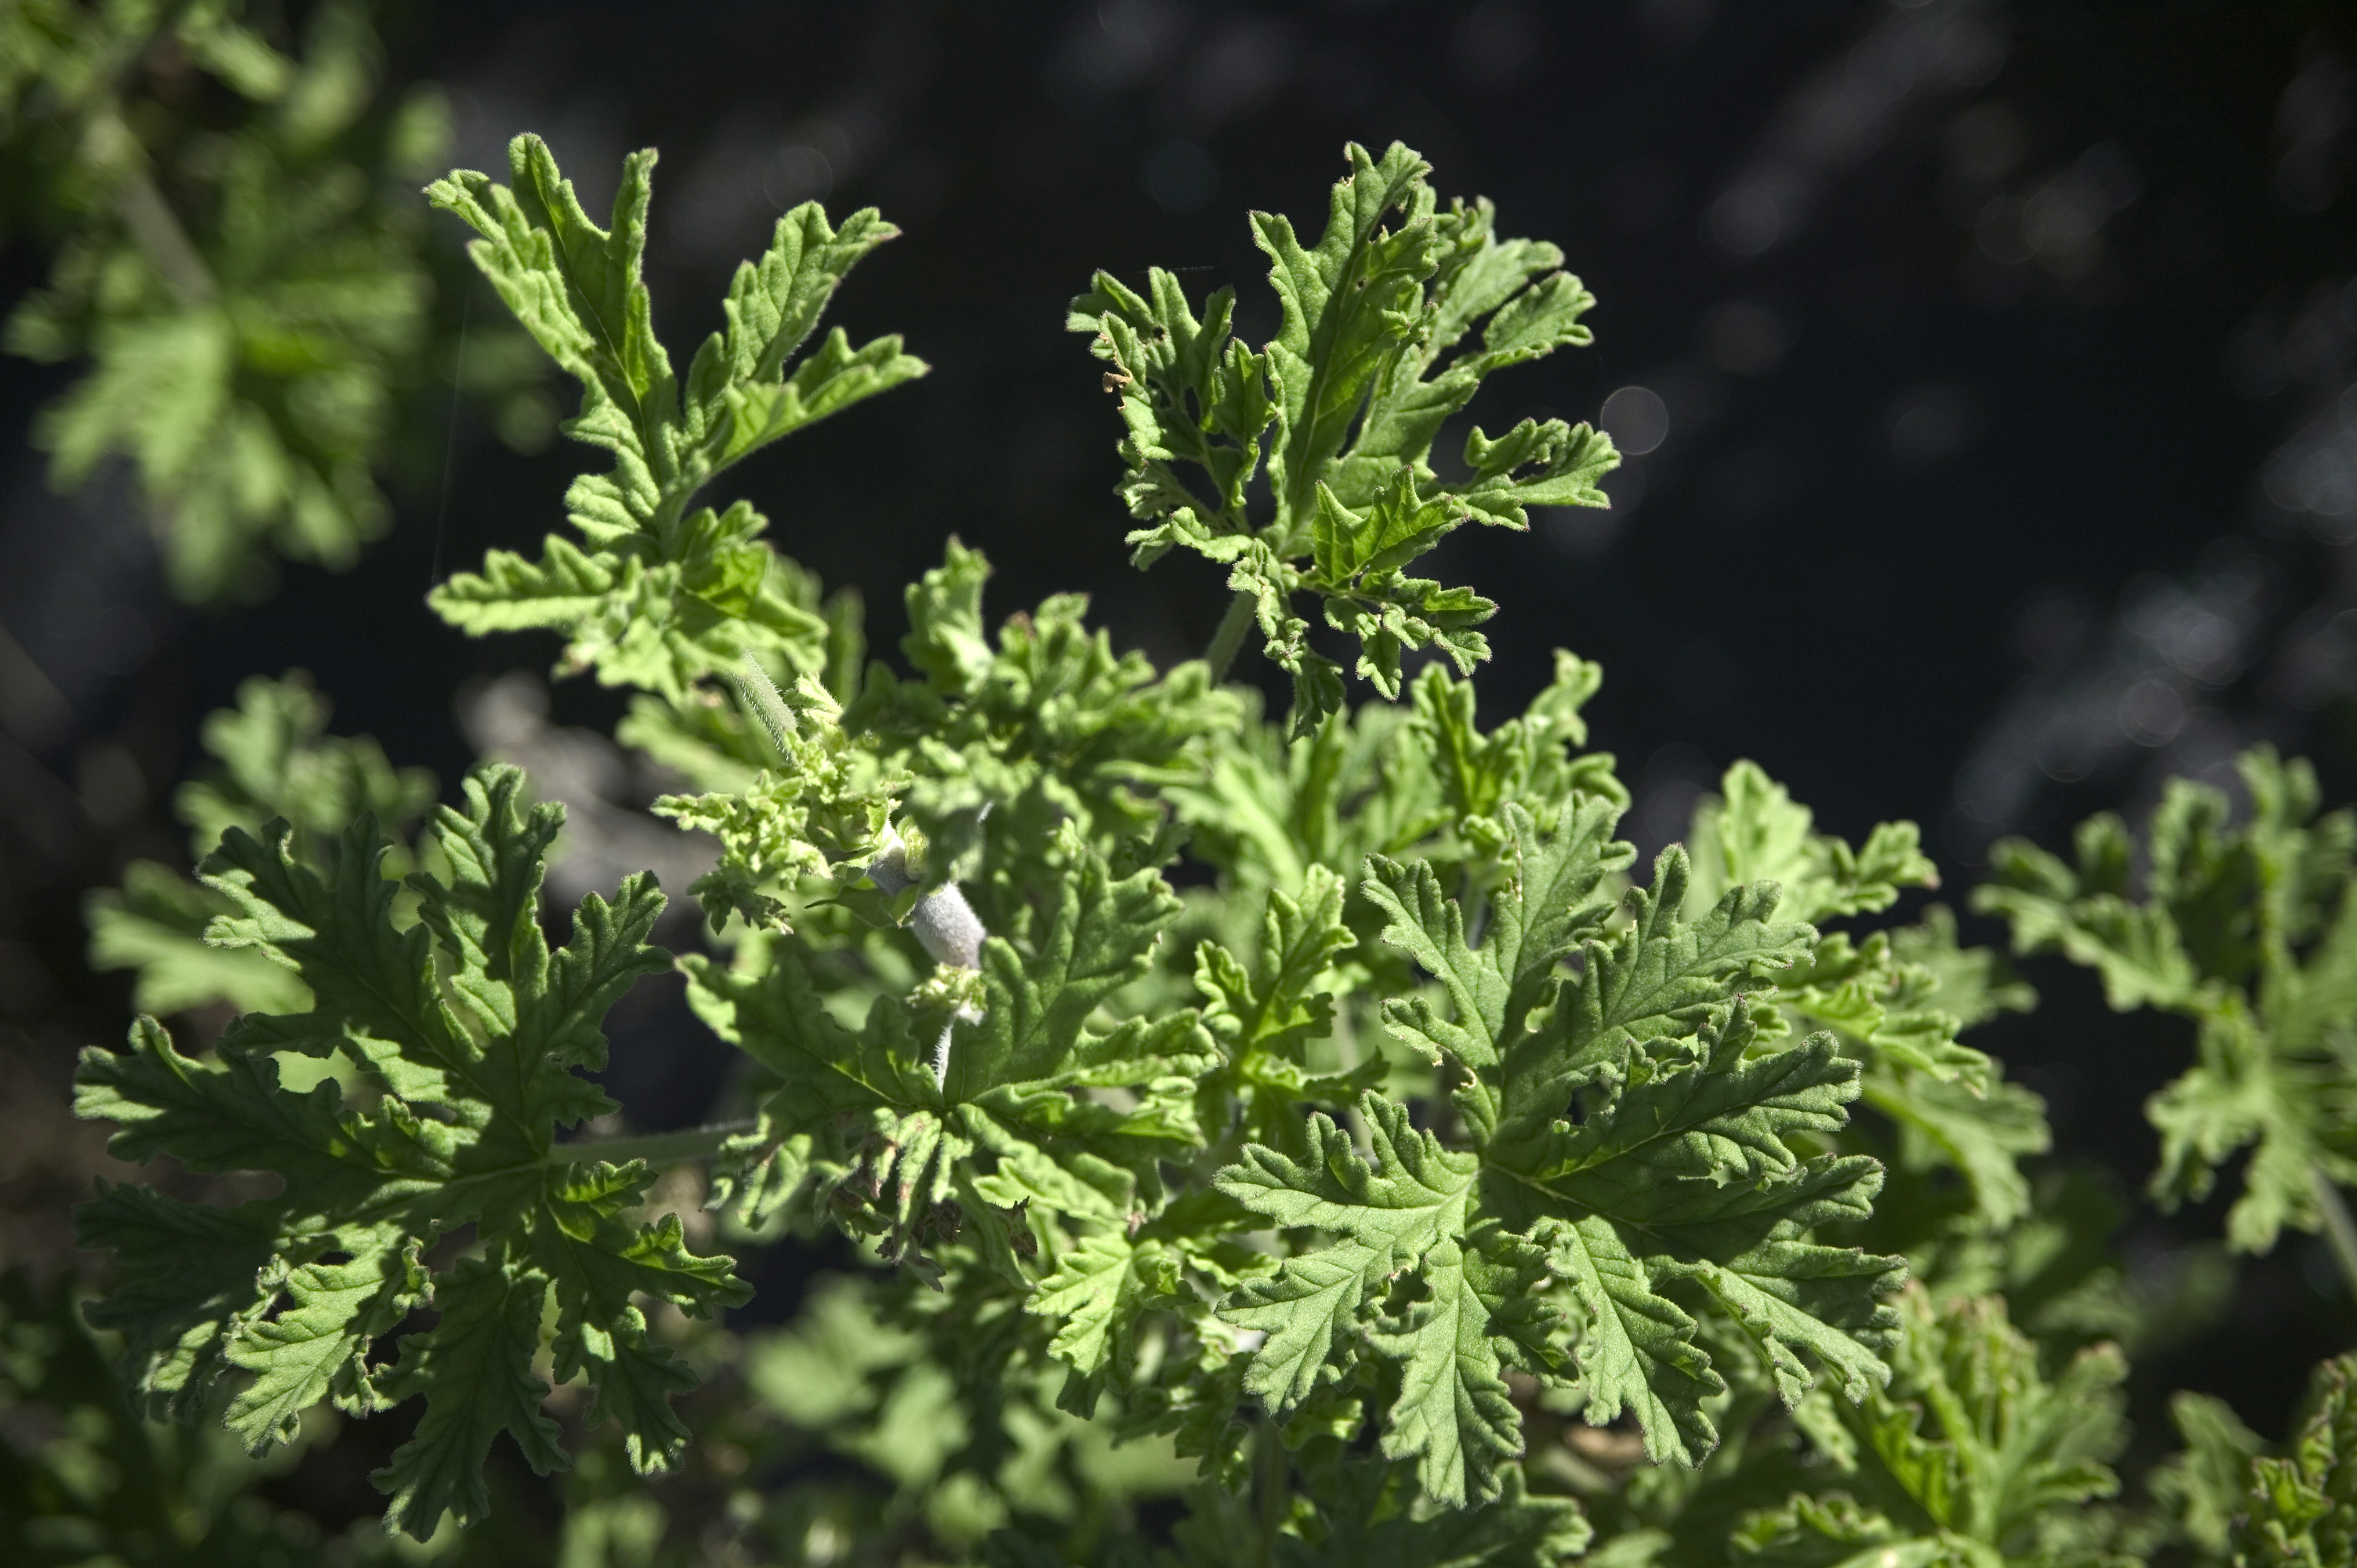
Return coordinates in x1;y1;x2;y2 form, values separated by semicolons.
867;826;986;1085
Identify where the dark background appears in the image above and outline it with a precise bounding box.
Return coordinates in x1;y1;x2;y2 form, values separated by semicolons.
4;0;2355;1495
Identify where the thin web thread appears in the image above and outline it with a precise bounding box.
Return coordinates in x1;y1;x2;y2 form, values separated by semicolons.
428;289;472;590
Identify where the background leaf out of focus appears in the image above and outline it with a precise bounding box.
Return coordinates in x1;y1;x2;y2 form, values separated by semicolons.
3;0;2356;1557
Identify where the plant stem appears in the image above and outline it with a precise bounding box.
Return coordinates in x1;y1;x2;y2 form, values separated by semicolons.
2316;1165;2357;1302
110;147;217;307
1250;1413;1287;1568
555;1119;755;1168
67;21;217;308
733;654;795;750
1205;589;1257;681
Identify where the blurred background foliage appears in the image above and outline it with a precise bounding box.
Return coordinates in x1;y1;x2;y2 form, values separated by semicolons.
2;0;2356;1561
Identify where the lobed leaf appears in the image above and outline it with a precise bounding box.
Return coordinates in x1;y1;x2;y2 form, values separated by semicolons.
427;134;923;698
1735;1288;2134;1568
1071;140;1617;730
1975;746;2357;1253
1217;807;1901;1490
74;763;745;1540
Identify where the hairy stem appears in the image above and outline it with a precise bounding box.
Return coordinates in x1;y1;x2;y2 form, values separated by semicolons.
732;654;796;750
2316;1165;2357;1302
1205;588;1257;681
554;1119;756;1167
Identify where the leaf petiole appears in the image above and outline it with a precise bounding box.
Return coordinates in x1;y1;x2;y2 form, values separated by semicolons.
552;1119;757;1169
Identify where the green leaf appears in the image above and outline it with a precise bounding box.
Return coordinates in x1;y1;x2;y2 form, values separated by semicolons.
1869;1070;2051;1235
1028;1230;1185;1410
176;670;438;857
2149;1391;2265;1558
223;1233;428;1448
1219;812;1900;1492
690;833;1213;1254
535;1168;738;1470
1071;140;1616;725
1490;843;1818;1163
1523;1019;1896;1453
1217;1096;1479;1420
846;540;1241;931
1312;469;1460;586
426;134;923;698
1730;1493;1946;1567
0;1254;374;1567
946;826;1188;1100
1685;760;1938;927
1365;1226;1555;1506
2240;1352;2356;1568
373;1255;571;1538
901;536;997;696
1275;1460;1591;1568
1757;903;2048;1232
1368;796;1629;1077
86;671;433;1018
1406;655;1624;848
1736;1288;2134;1568
1254;140;1442;531
683;930;944;1237
1974;746;2357;1253
1977;831;2200;1012
1194;865;1383;1150
75;1180;280;1425
2144;989;2345;1253
1888;905;2039;1031
1198;863;1357;1062
1065;266;1272;555
657;666;905;932
88;859;313;1017
1452;416;1618;527
73;763;746;1541
1380;826;1885;1469
2;3;483;601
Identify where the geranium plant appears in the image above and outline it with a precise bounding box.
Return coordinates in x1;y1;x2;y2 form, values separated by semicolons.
56;129;2357;1568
